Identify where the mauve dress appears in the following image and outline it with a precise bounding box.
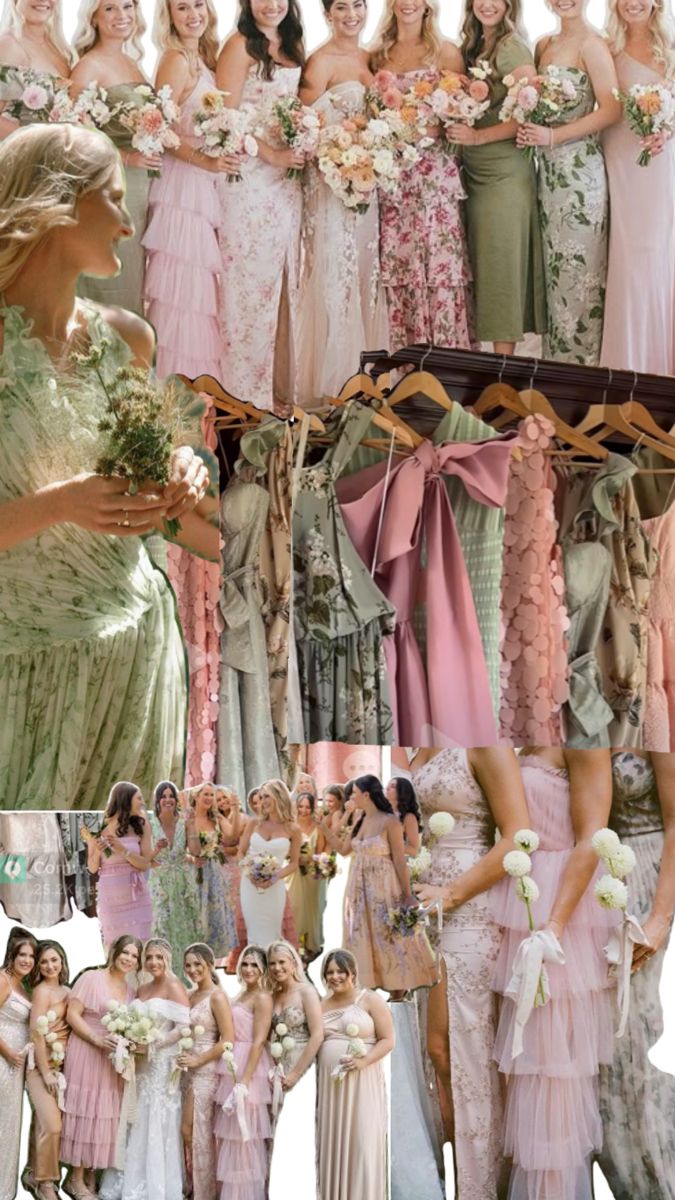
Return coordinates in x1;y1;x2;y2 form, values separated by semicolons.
96;834;153;949
214;1002;273;1200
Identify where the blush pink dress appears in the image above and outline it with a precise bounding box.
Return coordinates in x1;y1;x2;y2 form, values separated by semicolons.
214;1001;273;1199
490;756;618;1200
643;499;675;750
60;971;133;1169
96;834;153;949
336;434;517;747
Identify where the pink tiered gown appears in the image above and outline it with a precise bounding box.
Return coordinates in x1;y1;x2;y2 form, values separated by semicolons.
214;1002;273;1199
96;834;153;949
490;756;618;1200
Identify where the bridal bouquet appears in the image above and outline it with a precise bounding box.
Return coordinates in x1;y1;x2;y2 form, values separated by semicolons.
33;1010;67;1109
312;850;339;880
316;114;401;213
256;94;322;179
0;66;71;124
169;1023;203;1090
499;65;579;158
101;999;163;1076
56;81;114;129
332;1018;367;1083
614;81;675;165
193;90;258;181
592;827;647;1036
115;84;180;175
240;850;279;886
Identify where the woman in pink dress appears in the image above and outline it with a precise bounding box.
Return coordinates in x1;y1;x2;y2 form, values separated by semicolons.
600;0;675;374
215;945;273;1200
82;781;153;953
490;749;618;1200
178;943;235;1200
216;0;306;411
60;935;142;1200
370;0;475;351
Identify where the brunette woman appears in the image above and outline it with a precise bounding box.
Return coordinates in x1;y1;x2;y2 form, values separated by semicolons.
0;928;36;1200
23;940;70;1200
82;780;153;951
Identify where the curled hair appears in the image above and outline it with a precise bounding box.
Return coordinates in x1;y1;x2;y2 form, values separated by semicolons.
237;0;305;80
371;0;441;70
73;0;147;62
388;777;422;830
143;937;174;974
105;780;145;839
0;123;119;292
153;779;179;818
106;934;143;972
606;0;675;76
29;940;70;989
184;942;220;985
321;947;359;987
236;943;268;984
352;773;393;835
265;939;306;990
323;784;345;812
186;781;218;820
152;0;219;72
460;0;525;72
260;779;296;825
0;0;72;65
2;926;37;973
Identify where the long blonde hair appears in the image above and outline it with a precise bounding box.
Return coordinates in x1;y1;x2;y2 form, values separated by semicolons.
370;0;442;71
0;123;119;292
152;0;219;72
606;0;675;76
0;0;72;65
73;0;147;62
265;940;306;991
260;778;295;826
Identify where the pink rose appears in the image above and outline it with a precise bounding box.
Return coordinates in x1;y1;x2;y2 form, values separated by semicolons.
518;85;539;113
22;85;49;111
374;70;396;89
382;86;404;109
512;64;537;83
468;79;489;101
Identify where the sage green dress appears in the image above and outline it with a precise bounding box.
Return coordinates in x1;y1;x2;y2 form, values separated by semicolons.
537;68;608;364
78;83;152;317
462;37;547;343
0;300;187;809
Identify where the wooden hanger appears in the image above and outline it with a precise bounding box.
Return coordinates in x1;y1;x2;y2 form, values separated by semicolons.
575;402;675;463
385;368;454;412
474;380;531;420
329;371;420;447
191;376;326;432
519;386;607;459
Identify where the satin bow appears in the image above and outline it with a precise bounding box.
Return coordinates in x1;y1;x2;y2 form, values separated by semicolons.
604;911;649;1038
223;1081;251;1141
505;929;566;1058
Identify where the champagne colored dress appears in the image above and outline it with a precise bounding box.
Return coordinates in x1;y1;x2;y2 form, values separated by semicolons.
601;53;675;374
0;986;30;1200
317;992;389;1200
186;992;221;1200
97;834;153;949
0;301;186;808
643;497;675;751
25;1003;70;1185
287;827;326;957
214;1001;273;1200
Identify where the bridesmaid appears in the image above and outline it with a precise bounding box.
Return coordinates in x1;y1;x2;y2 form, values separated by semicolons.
453;0;546;353
214;945;274;1200
601;0;675;374
60;935;142;1200
322;774;437;998
370;0;475;351
185;782;237;959
298;0;389;402
147;780;201;976
70;0;160;315
24;941;71;1200
216;786;249;972
518;0;619;365
288;791;328;963
0;928;35;1200
0;0;71;139
598;750;675;1199
82;781;153;952
413;747;530;1200
178;943;235;1200
318;949;394;1199
386;776;422;854
216;0;306;411
323;783;348;837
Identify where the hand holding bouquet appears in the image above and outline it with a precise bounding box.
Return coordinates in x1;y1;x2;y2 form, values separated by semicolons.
169;1024;204;1089
332;1019;368;1082
194;90;258;181
382;900;425;938
316;113;401;213
425;63;492;151
614;81;675;165
257;94;322;178
34;1010;68;1109
312;850;339;880
592;828;648;1036
240;850;280;888
115;84;180;176
0;66;71;124
101;999;163;1077
500;65;579;158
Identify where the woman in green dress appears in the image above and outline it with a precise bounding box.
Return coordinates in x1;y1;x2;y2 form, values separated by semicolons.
70;0;161;316
0;122;212;809
148;781;201;977
517;0;619;364
450;0;546;354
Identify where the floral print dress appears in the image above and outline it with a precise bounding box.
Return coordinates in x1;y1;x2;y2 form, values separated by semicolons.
148;811;201;976
536;67;608;364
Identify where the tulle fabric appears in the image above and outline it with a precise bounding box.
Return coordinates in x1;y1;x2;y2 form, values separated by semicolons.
214;1004;272;1200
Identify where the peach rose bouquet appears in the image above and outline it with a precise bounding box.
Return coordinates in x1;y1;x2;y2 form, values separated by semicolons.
614;81;675;165
316;112;401;213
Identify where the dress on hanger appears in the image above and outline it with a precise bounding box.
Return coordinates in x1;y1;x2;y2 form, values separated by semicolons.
598;752;675;1199
499;414;569;745
97;834;153;949
378;68;474;353
186;993;221;1200
0;813;70;927
601;53;675;375
0;988;30;1200
58;813;101;914
642;496;675;750
218;65;302;409
214;1001;273;1200
298;81;389;404
336;431;517;746
317;992;389;1200
147;811;201;977
490;756;616;1200
536;67;608;364
293;401;396;744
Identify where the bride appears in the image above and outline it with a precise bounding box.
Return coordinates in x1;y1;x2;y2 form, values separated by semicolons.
297;0;389;403
239;779;301;945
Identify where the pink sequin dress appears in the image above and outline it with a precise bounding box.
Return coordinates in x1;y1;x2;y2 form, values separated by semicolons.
214;1002;273;1199
499;414;569;744
60;971;133;1169
96;834;153;949
490;756;618;1200
186;991;221;1200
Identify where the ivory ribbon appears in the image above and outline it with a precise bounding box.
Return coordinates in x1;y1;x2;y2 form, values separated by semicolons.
505;930;566;1058
224;1082;251;1142
416;898;444;983
604;911;648;1038
269;1063;285;1118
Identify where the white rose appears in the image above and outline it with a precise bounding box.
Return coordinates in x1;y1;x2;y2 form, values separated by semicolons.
181;1036;194;1050
514;829;540;854
428;812;456;838
591;828;621;859
35;1016;50;1035
180;1027;192;1038
282;1036;296;1052
609;844;637;878
372;148;395;175
503;850;532;878
194;1025;205;1037
344;1023;359;1037
51;1041;64;1055
270;1042;284;1060
350;1038;367;1057
594;874;628;910
275;1023;288;1037
46;1010;57;1023
367;118;390;137
516;875;540;903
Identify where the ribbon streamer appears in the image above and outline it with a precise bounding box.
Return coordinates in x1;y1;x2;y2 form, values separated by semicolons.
269;1063;285;1118
416;898;444;983
604;910;648;1038
56;1071;67;1112
505;929;566;1058
224;1082;251;1142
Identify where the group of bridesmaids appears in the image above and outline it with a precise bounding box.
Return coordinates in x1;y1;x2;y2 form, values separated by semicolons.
2;0;674;413
0;932;392;1200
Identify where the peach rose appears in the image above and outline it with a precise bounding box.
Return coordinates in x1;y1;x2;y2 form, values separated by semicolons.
469;79;489;101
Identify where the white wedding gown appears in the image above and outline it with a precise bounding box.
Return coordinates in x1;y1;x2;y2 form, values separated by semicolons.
240;830;290;946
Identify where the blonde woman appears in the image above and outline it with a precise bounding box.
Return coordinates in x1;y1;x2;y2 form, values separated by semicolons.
70;0;157;314
0;0;71;139
185;782;237;958
600;0;675;374
370;0;475;352
0;123;210;810
239;779;302;945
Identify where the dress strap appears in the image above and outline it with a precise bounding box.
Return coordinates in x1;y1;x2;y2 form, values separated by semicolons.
326;400;380;479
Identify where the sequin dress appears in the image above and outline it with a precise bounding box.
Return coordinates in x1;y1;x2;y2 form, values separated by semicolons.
186;991;221;1200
